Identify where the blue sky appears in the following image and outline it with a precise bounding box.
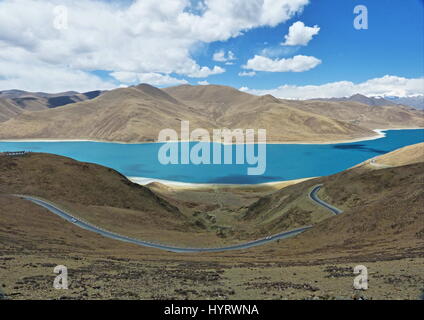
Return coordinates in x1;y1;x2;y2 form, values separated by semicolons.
0;0;423;97
192;0;424;89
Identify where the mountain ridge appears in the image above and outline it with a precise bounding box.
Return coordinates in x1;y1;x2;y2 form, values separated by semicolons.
311;93;424;110
0;89;104;122
0;84;422;143
311;93;398;107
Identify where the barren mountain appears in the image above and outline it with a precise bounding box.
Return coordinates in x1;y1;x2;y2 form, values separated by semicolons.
0;84;216;142
0;92;49;122
386;95;424;110
0;89;103;122
314;93;398;107
0;98;22;122
165;85;375;142
0;84;422;143
286;98;424;129
0;89;102;109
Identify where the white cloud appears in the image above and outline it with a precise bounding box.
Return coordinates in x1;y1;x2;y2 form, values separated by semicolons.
238;71;256;77
0;0;309;92
243;55;321;72
245;75;424;99
213;50;236;62
213;50;227;62
0;47;115;92
282;21;320;46
111;72;188;86
187;66;225;78
198;80;210;85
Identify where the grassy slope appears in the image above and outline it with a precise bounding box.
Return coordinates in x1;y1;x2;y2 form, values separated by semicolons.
0;153;236;246
1;182;423;300
1;147;424;299
244;156;424;260
0;153;180;214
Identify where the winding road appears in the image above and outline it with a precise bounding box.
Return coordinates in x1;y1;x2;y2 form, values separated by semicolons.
15;186;341;253
309;184;343;215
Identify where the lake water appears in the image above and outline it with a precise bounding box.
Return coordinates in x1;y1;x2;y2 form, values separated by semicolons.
0;129;423;184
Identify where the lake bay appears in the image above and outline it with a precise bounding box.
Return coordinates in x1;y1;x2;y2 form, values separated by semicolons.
0;129;423;184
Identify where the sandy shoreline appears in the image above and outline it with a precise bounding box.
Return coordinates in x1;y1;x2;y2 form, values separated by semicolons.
129;176;313;188
1;127;422;189
2;128;421;145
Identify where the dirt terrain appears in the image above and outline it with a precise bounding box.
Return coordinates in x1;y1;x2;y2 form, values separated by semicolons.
286;98;424;130
0;145;423;300
0;84;422;143
365;142;424;167
1;193;423;300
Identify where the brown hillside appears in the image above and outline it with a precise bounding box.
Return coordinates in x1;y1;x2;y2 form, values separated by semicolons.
0;152;235;246
244;158;424;257
286;99;424;129
0;99;23;122
0;152;181;217
0;89;103;122
369;142;424;167
0;85;214;142
1;149;423;299
0;84;398;143
165;85;377;142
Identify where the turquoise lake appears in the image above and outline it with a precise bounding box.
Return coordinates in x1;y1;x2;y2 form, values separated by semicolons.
0;129;423;184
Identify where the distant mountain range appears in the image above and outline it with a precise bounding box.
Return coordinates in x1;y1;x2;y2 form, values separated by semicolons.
314;93;424;109
0;89;102;122
384;96;424;110
0;85;422;143
0;89;102;108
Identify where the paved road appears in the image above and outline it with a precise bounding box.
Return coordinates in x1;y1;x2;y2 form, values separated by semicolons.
17;195;312;253
308;184;343;215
